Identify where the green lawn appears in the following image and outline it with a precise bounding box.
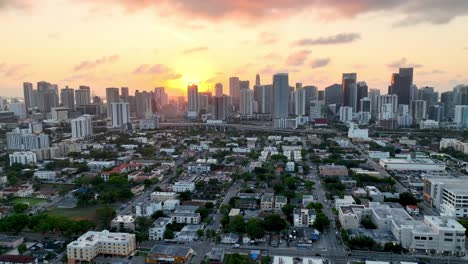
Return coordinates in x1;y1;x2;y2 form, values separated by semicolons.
47;205;105;221
9;197;46;206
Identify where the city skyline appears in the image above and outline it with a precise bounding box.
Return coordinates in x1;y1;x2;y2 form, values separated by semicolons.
1;1;468;97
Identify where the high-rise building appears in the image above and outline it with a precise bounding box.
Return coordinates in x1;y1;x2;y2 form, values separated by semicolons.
135;90;153;118
389;68;413;105
229;77;240;109
418;86;438;108
6;128;49;150
317;90;325;101
397;104;413;128
153;87;168;111
356;82;368;112
339;106;353;123
121;87;129;100
253;84;273;114
215;83;223;97
273;73;290;119
213;95;229;120
294;83;306;116
106;87;120;116
309;100;325;120
240;89;254;115
60;86;75;110
441;91;455;119
255;74;261;86
111;102;130;128
75;86;91;106
410;100;427;125
71;114;93;139
325;84;343;106
378;94;398;120
36;81;59;113
369;89;381;118
360;97;371;113
23;82;33;111
303;85;318;114
342;73;357;111
239;80;250;90
454;85;468;106
8;102;27;118
454;105;468;128
187;84;199;113
428;104;445;122
199;94;209;113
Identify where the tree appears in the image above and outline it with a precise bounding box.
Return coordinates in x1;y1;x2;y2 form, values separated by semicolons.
229;215;245;234
313;212;330;232
196;229;204;237
263;214;287;233
196;207;210;221
361;216;376;229
384;242;402;253
306;202;323;211
151;210;167;220
245;218;265;239
95;206;116;229
164;228;174;239
304;181;315;191
178;191;192;201
281;204;295;224
18;244;27;255
13;203;29;214
399;192;418;207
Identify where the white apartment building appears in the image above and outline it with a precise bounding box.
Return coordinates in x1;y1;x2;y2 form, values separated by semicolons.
440;138;468;154
67;230;136;264
170;213;201;224
368;151;390;160
335;195;356;210
71;114;93;139
380;158;446;171
111;102;130;128
9;151;37;165
111;215;135;232
33;170;56;181
173;181;195;193
149;217;173;240
424;177;468;217
151;191;178;202
339;106;353;123
293;208;316;227
338;205;366;230
87;161;115;171
135;202;162;217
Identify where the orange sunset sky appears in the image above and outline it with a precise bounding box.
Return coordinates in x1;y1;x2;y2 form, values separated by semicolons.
0;0;467;98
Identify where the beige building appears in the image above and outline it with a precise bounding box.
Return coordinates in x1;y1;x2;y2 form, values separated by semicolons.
67;230;136;264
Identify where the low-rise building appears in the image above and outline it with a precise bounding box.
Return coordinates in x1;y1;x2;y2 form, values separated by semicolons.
0;255;36;264
338;205;365;230
173;181;195;193
170;213;201;224
335;195;356;210
379;158;445;171
368;151;390;160
319;165;348;177
302;195;314;207
33;170;57;181
9;151;36;166
149;217;173;241
0;235;23;248
285;162;295;172
275;196;287;211
87;161;115;171
111;215;135;232
0;184;33;198
67;230;136;264
146;245;195;264
151;191;178;202
424;177;468;217
188;163;211;174
293;208;316;227
366;186;384;202
261;193;274;211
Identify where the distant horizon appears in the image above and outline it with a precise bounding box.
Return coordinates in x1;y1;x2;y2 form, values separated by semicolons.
1;1;467;97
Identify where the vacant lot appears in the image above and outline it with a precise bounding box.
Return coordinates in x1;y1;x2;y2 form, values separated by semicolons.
47;205;105;221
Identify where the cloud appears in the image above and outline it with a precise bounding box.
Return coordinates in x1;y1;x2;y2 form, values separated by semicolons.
419;69;446;75
74;54;119;71
0;62;29;78
286;50;311;66
0;0;33;11
386;57;423;69
61;73;95;83
132;64;182;80
310;58;330;69
258;64;275;76
294;33;361;46
259;32;277;45
182;46;208;54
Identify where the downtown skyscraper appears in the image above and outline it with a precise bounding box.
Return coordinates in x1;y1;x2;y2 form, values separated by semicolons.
272;73;289;119
389;67;413;105
342;73;357;111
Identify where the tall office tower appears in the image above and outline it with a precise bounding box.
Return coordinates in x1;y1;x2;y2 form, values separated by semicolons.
254;84;273;114
121;87;129;101
187;84;199;113
317;90;325;101
369;89;380;118
410;100;427;125
342;73;357;111
339;106;353;123
60;86;75;110
410;85;419;102
23;82;33;111
106;87;120;116
215;83;223;97
418;86;438;107
441;91;455;119
309;100;325;119
294;83;306;116
272;73;290;119
93;96;102;104
135;90;153;118
213;95;228;120
356;82;368;112
303;85;318;114
255;74;261;86
428;103;445;122
359;97;371;113
453;85;468;105
75;86;91;106
9;102;27;118
229;77;240;109
240;89;254;115
198;94;209;113
111;102;130;128
388;67;413;105
454;105;468;128
71;114;93;139
239;80;250;90
324;84;343;106
36;81;59;113
153;87;168;112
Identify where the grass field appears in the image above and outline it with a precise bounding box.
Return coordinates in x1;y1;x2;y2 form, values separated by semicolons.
9;197;46;206
47;205;106;221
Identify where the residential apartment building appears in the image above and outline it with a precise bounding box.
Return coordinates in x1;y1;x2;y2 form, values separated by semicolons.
111;215;135;232
293;208;317;227
149;217;173;240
